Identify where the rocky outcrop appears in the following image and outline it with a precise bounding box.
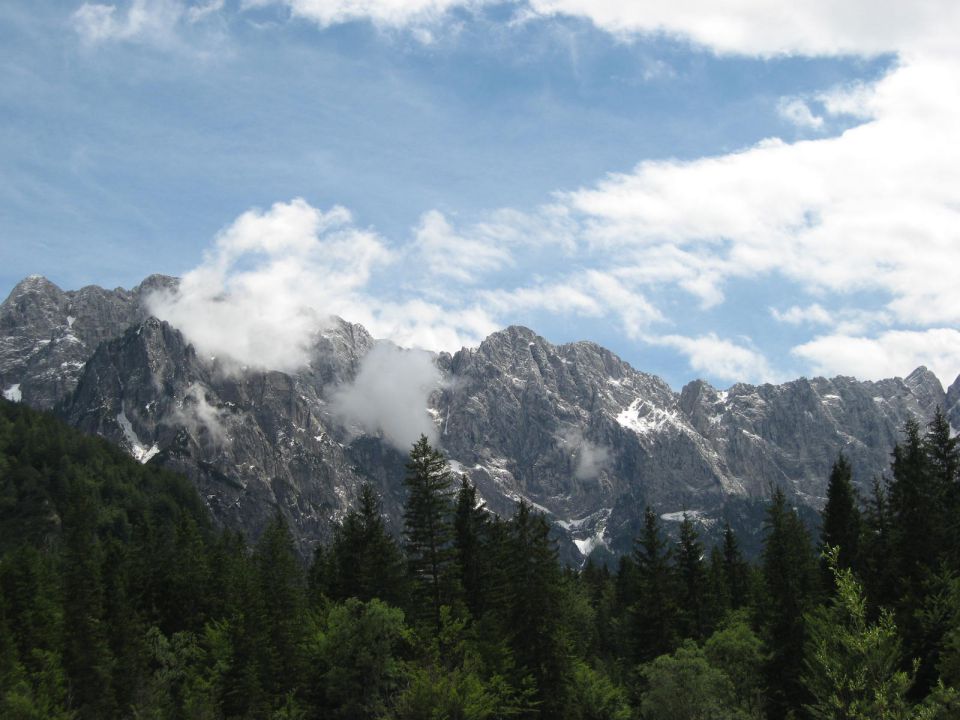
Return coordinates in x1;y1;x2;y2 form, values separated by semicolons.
2;275;955;559
0;274;176;408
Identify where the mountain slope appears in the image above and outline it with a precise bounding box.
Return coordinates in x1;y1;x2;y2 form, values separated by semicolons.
1;275;952;557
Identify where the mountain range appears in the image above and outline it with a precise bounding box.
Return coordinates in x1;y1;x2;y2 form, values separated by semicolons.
3;274;957;562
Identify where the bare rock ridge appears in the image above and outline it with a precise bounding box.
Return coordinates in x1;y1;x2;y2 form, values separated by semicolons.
1;275;953;560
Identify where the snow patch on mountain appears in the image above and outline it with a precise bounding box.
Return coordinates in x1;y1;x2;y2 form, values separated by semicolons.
116;410;159;463
616;399;683;436
3;384;22;402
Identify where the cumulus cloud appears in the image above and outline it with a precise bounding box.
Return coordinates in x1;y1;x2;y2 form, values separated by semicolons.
329;343;441;451
559;428;610;480
148;199;393;372
109;0;960;386
771;304;833;326
245;0;495;30
793;330;960;385
778;98;824;130
536;49;960;381
170;383;229;446
524;0;960;58
73;0;222;45
413;210;513;284
649;334;779;384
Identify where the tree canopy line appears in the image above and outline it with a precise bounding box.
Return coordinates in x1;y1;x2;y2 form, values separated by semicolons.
2;398;960;719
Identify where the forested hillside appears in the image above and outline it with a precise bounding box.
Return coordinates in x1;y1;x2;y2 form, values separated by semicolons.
2;398;960;718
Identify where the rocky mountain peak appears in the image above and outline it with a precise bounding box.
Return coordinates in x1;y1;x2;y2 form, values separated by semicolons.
903;365;944;408
3;273;957;562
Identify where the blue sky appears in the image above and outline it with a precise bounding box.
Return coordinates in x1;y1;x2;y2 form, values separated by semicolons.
3;1;960;389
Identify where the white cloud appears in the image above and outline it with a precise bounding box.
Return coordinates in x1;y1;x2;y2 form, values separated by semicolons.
170;382;229;446
96;0;960;388
649;333;779;384
793;329;960;385
329;343;441;451
187;0;224;22
545;53;960;385
147;198;393;372
72;0;224;45
778;97;824;130
559;428;610;480
771;304;833;326
245;0;495;29
525;0;960;58
412;210;513;284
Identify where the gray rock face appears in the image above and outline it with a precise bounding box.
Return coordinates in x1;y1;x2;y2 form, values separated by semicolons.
59;315;398;553
2;275;956;559
0;274;177;408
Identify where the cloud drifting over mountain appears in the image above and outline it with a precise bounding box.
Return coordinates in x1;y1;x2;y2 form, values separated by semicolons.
72;0;960;386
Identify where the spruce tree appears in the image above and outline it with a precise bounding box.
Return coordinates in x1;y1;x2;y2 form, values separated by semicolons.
861;477;896;610
253;513;308;708
923;408;960;567
631;507;677;662
761;486;818;720
453;476;490;619
675;513;708;640
889;418;936;593
328;483;406;607
505;500;568;715
61;476;117;719
721;523;750;611
820;454;861;589
403;434;455;636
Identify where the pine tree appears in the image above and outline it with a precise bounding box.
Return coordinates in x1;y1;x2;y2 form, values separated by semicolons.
631;507;677;662
61;475;117;719
403;435;455;636
889;418;936;593
721;523;750;611
923;408;960;568
453;477;490;619
820;454;861;589
328;484;406;607
761;486;818;720
675;513;708;640
861;477;896;610
253;513;308;708
505;500;568;715
802;547;917;720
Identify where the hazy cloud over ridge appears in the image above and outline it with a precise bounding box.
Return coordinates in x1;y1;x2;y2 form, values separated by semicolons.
66;0;960;387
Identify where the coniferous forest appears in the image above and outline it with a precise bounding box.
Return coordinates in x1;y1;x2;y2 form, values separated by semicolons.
3;398;960;719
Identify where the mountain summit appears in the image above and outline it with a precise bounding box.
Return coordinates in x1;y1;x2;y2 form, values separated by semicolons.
1;275;953;559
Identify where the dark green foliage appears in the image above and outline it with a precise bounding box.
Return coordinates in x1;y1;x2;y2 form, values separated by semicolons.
676;514;708;640
820;454;861;588
802;547;915;719
631;506;678;662
402;434;455;635
2;399;960;719
761;485;819;719
324;483;407;607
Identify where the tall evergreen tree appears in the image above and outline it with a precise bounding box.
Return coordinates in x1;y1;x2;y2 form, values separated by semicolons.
505;500;568;716
889;418;937;593
403;434;455;635
61;475;117;719
923;408;960;567
820;454;861;589
861;477;896;610
631;507;677;663
721;523;750;611
675;513;708;640
761;486;818;720
252;513;308;709
327;484;406;607
453;477;490;619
